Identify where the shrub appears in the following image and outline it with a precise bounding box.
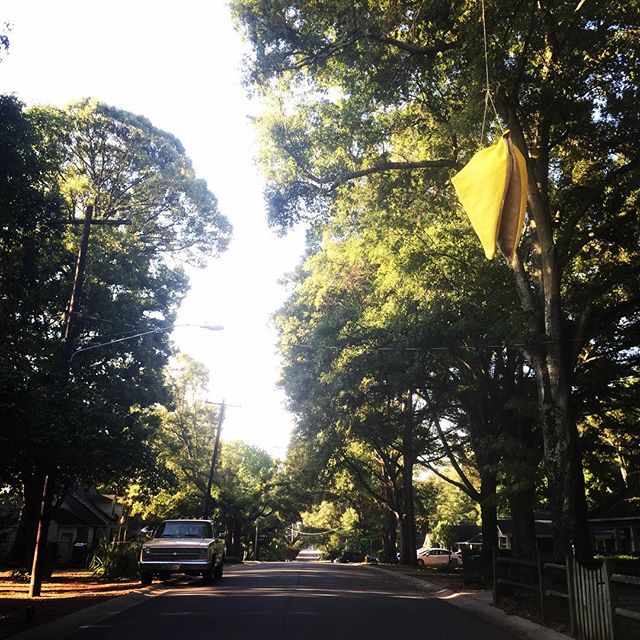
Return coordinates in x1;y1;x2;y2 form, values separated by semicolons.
89;541;141;580
10;567;30;582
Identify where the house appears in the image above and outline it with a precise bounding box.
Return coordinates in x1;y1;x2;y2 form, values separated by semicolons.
427;473;640;557
588;471;640;554
425;512;555;553
48;489;127;564
451;522;484;552
494;513;554;553
0;489;128;566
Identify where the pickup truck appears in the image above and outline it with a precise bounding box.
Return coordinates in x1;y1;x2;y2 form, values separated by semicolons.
139;519;225;585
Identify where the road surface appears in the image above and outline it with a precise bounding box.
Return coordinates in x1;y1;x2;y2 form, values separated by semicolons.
66;561;519;639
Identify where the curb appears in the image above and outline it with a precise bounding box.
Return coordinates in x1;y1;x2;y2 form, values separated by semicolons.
368;566;572;640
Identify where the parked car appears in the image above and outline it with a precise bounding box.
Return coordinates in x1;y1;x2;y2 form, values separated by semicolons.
333;551;366;563
139;519;225;586
333;551;378;564
416;548;451;566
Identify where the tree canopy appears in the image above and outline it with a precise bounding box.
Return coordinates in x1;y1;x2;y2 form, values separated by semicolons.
235;0;640;559
0;96;231;566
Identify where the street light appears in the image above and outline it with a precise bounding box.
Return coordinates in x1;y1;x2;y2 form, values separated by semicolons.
70;323;224;360
29;322;223;597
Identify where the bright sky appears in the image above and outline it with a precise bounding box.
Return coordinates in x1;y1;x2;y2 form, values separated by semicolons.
0;1;306;456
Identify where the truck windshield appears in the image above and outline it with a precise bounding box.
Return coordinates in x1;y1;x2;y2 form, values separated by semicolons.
155;522;213;539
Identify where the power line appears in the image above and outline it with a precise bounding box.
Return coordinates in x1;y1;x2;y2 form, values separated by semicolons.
289;333;640;354
297;528;339;536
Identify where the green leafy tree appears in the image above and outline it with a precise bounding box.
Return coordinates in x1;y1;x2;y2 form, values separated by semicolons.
234;0;640;559
127;354;220;523
2;98;231;566
215;440;278;558
418;476;480;550
47;98;230;264
276;196;546;567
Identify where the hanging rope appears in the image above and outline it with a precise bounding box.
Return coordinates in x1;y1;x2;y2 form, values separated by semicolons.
480;0;501;143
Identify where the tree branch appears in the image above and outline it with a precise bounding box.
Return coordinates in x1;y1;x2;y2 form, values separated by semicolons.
340;454;388;507
510;252;542;347
432;417;480;500
421;460;478;500
368;35;457;56
559;157;640;263
304;159;460;192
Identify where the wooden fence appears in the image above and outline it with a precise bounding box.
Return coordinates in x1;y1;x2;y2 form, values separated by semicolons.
493;551;640;640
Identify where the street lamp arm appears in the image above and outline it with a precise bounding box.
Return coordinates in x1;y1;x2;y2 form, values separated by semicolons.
70;323;224;360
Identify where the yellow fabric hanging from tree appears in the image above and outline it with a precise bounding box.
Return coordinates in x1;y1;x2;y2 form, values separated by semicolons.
451;131;527;263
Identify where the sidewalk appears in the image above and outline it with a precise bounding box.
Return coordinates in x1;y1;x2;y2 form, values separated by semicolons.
369;566;572;640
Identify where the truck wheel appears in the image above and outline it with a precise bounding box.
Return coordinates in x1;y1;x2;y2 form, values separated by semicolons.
141;571;153;586
202;569;213;585
214;562;223;580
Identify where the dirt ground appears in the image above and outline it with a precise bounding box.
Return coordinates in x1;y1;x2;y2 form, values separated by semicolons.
0;570;140;639
375;563;486;594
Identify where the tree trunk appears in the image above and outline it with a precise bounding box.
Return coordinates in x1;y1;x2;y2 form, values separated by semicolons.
509;484;537;558
507;114;591;562
503;407;540;559
533;353;590;560
381;471;399;563
9;472;44;567
225;517;243;558
479;468;497;577
29;473;56;596
505;415;539;559
381;508;397;563
536;346;590;561
399;396;417;565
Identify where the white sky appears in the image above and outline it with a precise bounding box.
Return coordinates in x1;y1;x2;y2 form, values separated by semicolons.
0;0;306;456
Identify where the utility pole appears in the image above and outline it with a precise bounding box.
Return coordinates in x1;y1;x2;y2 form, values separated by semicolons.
201;400;240;519
203;400;226;519
254;516;260;561
29;204;130;597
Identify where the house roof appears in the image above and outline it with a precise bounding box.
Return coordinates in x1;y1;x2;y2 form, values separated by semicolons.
497;519;513;535
453;513;555;543
52;491;117;528
451;523;481;542
590;488;640;522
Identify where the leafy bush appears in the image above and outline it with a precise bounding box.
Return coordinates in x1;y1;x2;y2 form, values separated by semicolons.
89;541;142;580
434;563;456;573
10;567;30;582
223;555;243;564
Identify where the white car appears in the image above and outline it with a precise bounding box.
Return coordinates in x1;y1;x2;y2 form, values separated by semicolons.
416;548;451;566
139;519;225;585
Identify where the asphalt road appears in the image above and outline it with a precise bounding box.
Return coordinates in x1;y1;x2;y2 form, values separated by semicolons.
65;562;519;640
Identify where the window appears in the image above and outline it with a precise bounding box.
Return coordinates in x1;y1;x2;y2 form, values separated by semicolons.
155;521;213;539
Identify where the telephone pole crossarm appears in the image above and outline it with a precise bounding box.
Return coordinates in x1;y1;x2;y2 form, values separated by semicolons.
29;205;131;598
